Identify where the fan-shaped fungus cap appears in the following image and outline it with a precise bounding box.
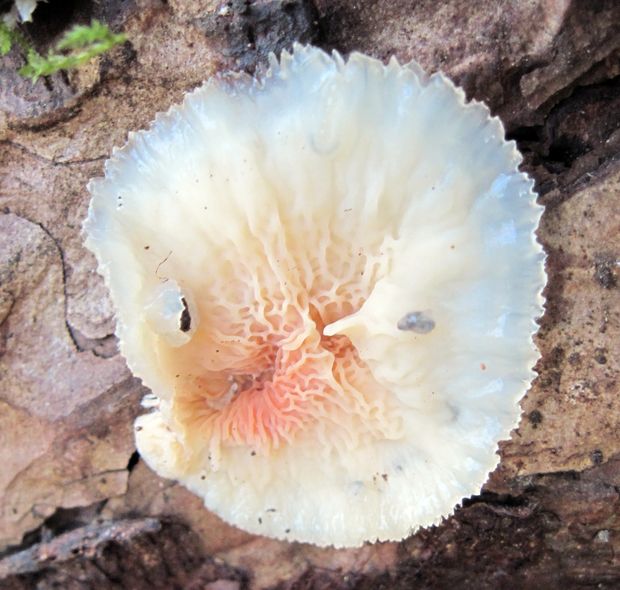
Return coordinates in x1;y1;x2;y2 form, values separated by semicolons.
3;0;38;25
84;45;546;547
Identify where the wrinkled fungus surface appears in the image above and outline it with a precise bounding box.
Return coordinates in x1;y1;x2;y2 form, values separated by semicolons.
84;45;546;547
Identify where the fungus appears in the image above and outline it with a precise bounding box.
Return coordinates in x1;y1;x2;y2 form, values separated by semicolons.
84;45;546;547
2;0;38;26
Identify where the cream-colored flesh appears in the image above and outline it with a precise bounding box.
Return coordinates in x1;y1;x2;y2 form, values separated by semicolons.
85;45;545;547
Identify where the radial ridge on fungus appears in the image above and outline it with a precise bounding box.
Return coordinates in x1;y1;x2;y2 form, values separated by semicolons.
84;44;546;547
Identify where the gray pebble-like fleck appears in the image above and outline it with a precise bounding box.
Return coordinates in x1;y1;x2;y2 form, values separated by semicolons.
397;311;435;334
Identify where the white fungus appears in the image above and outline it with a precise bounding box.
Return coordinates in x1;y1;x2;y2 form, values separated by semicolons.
2;0;38;26
84;44;546;547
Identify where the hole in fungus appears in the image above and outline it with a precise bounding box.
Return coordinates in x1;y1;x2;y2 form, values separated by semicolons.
179;297;191;332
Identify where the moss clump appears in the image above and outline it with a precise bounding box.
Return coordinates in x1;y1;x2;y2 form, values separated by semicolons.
0;19;126;82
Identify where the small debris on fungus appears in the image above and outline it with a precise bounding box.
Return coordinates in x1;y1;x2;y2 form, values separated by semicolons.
397;311;435;334
84;45;546;547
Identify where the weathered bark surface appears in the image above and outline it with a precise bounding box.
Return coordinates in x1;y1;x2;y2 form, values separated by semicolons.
0;0;618;588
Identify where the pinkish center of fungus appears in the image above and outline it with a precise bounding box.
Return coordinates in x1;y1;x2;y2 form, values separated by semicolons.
172;275;395;454
176;310;382;450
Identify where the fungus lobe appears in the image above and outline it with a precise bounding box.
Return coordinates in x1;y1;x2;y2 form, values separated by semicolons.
84;45;546;547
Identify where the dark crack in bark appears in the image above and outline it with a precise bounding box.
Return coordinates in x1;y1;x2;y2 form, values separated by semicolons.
0;519;248;590
195;0;321;73
0;140;108;167
0;207;116;359
510;74;620;205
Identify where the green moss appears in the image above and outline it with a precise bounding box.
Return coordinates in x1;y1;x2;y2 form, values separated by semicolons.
0;23;13;56
1;19;126;82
